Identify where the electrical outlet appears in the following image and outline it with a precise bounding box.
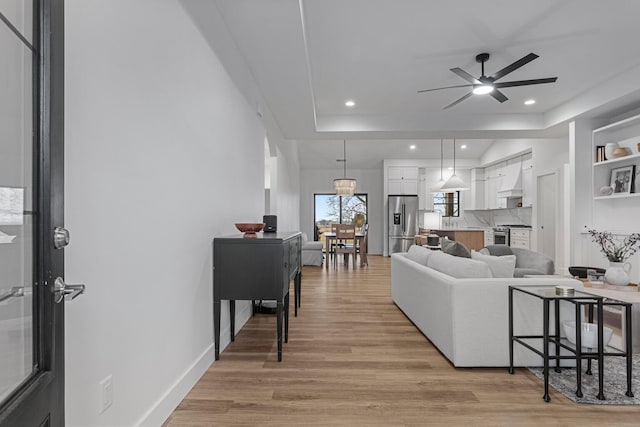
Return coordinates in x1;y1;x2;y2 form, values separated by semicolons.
99;375;113;414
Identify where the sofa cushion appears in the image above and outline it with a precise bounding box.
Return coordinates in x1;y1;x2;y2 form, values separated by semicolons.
441;239;471;258
483;244;513;256
470;250;516;278
511;247;555;274
426;251;492;278
303;240;323;250
406;245;433;266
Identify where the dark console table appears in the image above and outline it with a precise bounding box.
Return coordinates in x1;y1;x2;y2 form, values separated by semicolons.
213;231;302;362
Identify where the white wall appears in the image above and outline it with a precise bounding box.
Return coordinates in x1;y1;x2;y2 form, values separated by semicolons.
480;139;535;166
64;1;299;426
300;168;383;254
273;140;301;232
530;138;570;272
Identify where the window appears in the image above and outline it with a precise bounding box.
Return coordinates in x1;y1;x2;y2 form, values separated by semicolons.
314;193;367;250
433;191;459;217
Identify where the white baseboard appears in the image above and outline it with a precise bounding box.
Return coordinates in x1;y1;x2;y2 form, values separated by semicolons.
135;302;253;427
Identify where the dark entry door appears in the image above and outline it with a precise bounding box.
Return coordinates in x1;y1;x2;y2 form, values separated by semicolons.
0;1;69;425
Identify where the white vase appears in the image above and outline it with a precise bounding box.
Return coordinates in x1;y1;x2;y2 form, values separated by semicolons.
605;262;631;286
604;142;619;160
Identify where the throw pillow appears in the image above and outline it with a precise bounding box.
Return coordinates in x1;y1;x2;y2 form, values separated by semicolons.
471;250;517;278
406;245;432;266
484;244;513;256
441;239;471;258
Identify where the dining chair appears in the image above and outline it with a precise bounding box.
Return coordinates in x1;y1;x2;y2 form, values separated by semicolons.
329;223;340;263
334;224;357;268
356;224;369;266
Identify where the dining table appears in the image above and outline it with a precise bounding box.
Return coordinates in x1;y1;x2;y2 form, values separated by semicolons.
323;231;366;269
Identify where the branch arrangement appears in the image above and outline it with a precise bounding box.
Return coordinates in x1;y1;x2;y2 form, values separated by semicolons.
588;229;640;262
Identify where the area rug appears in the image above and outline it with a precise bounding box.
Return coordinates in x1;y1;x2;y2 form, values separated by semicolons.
528;355;640;405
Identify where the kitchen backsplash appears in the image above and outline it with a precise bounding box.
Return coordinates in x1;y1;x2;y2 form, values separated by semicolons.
464;207;532;227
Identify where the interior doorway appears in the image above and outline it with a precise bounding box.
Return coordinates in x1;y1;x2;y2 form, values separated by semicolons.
537;172;557;262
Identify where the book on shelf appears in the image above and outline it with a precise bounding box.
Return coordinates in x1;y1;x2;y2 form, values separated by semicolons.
595;145;605;162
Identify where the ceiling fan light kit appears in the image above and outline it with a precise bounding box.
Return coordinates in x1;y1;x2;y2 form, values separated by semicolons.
472;85;494;95
417;52;558;109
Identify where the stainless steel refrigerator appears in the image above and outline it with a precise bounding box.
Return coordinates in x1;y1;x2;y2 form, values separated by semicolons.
388;195;419;254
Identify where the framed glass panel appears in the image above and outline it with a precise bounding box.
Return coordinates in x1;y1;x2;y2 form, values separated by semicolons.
433;191;459;217
314;193;368;251
0;1;35;404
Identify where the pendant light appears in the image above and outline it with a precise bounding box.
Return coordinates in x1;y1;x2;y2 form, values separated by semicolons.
440;139;469;192
431;139;446;192
334;140;357;196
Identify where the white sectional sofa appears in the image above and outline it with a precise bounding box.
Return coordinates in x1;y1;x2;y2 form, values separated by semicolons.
301;232;324;266
391;246;583;367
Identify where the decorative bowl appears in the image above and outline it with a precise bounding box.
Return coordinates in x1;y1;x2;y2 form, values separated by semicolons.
568;266;605;279
563;321;613;349
612;146;632;158
598;185;613;196
235;223;264;237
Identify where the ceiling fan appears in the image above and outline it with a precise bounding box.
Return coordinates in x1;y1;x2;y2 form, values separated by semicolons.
417;52;557;109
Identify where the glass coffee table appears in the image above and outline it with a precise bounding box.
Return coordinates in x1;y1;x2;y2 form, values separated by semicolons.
508;285;633;402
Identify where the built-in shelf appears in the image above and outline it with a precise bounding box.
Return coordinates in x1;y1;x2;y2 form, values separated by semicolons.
594;192;640;201
593;152;640;168
592;114;640;201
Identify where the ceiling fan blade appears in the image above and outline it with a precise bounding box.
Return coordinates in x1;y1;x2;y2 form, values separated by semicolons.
493;77;558;88
450;67;481;84
489;89;508;103
443;92;473;110
489;53;539;81
417;84;473;93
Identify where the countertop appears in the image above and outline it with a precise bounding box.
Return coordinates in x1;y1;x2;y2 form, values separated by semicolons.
428;228;488;232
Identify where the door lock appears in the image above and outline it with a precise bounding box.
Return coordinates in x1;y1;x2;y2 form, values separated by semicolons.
53;227;70;249
53;277;85;303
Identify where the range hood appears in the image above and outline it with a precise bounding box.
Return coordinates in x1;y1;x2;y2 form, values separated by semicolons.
497;163;522;198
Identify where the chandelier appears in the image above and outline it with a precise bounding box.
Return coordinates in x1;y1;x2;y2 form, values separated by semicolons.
334;140;357;196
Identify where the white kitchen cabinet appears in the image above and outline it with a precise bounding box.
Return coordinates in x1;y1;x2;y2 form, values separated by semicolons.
388;166;418;194
468;168;485;210
418;175;425;209
521;154;533;207
484;162;507;209
510;228;531;249
484;229;494;247
388;179;418;195
522;167;533;207
388;167;418;180
485;176;497;209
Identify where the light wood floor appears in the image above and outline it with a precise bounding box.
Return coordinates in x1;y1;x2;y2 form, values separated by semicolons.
165;256;639;426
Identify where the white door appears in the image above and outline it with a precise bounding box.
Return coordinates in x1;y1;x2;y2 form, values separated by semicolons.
537;173;556;261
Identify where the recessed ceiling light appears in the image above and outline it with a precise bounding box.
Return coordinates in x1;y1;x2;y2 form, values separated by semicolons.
460;144;467;149
410;145;416;150
448;167;454;170
345;100;355;107
524;99;536;105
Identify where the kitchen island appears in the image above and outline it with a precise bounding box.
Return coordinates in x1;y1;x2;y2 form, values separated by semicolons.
429;229;485;251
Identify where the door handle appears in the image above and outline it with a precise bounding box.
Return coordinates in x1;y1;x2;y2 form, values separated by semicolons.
53;277;85;303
